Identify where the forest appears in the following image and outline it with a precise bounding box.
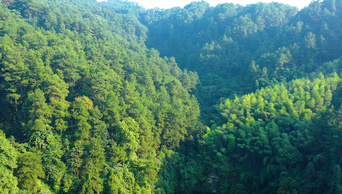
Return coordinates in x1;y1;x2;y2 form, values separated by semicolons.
0;0;342;193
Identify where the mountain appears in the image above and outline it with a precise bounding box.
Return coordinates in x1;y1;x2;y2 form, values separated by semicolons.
1;0;342;193
141;0;342;125
0;0;199;192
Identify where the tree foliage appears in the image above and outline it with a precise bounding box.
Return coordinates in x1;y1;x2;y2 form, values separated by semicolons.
1;0;342;193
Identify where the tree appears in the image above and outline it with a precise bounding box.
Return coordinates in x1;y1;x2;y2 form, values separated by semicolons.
42;131;66;191
0;131;19;193
72;96;93;140
46;74;70;136
16;150;46;193
21;89;52;149
80;138;106;194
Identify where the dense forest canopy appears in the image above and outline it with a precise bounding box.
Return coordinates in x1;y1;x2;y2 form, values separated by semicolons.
141;0;342;125
1;0;342;193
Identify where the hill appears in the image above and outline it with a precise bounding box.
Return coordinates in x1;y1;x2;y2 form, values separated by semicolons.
1;0;342;193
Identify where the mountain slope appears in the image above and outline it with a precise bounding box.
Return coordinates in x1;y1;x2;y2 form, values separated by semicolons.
0;0;200;192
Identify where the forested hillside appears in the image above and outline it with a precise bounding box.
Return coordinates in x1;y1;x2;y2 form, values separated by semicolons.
142;0;342;124
1;0;342;193
0;0;200;193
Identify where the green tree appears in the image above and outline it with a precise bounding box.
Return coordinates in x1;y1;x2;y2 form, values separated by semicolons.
0;131;19;193
22;89;52;149
16;150;46;193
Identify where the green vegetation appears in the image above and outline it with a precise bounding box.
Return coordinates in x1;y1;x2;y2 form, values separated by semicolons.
0;0;199;192
142;0;342;124
1;0;342;193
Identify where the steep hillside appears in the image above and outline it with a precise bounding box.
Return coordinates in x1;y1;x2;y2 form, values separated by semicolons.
1;0;342;193
0;0;200;193
142;0;342;125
